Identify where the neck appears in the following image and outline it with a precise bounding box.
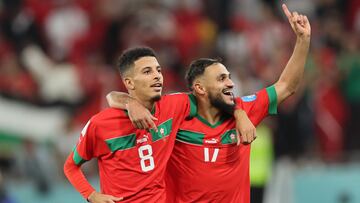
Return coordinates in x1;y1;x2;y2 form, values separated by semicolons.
196;96;222;125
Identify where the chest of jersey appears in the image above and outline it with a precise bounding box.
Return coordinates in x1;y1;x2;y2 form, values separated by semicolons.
98;110;175;173
167;117;251;202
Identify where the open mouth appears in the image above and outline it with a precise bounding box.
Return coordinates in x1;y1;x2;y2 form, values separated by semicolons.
222;89;234;97
150;83;163;88
150;83;163;92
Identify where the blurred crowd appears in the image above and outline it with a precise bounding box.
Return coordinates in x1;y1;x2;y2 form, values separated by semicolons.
0;0;359;201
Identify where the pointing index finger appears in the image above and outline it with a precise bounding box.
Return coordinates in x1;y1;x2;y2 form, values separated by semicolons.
282;4;292;20
148;118;158;132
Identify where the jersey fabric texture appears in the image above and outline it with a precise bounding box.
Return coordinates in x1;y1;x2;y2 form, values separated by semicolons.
63;93;197;203
166;86;277;203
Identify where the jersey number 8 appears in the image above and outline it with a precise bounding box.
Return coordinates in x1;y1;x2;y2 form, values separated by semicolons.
138;145;155;172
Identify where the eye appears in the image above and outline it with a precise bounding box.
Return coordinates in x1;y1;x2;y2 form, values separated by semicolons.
144;70;151;74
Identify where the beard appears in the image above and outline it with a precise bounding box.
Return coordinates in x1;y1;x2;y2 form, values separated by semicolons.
150;95;161;102
208;92;235;115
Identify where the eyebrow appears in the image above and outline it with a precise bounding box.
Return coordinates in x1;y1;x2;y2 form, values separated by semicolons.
142;65;161;69
141;66;152;71
217;73;230;78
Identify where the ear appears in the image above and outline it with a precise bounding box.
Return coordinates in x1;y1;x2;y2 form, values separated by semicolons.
193;81;206;95
123;77;135;90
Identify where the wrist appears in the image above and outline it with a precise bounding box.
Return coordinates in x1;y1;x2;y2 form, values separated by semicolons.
296;35;310;43
87;191;97;202
126;97;137;110
234;109;246;119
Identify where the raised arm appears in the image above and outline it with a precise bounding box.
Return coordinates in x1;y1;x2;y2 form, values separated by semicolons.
106;91;157;131
274;4;311;104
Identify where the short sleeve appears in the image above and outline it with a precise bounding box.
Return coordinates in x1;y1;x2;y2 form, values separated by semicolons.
235;85;278;125
266;85;277;115
72;120;97;165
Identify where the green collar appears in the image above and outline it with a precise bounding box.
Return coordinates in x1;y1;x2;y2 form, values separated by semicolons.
195;114;229;128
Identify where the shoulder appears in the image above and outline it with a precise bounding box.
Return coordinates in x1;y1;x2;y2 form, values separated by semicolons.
160;92;197;116
160;92;190;101
91;108;127;125
160;92;198;105
237;88;269;104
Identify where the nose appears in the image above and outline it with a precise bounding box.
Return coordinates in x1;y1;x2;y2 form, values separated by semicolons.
153;70;162;80
226;78;234;88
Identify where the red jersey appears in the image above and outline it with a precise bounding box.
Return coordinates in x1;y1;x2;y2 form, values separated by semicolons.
166;86;277;203
64;93;197;203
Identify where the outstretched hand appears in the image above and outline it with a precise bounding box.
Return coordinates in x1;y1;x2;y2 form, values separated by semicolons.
282;4;311;39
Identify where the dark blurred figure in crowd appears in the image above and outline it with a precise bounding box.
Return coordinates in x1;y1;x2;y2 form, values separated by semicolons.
0;171;16;203
339;33;360;157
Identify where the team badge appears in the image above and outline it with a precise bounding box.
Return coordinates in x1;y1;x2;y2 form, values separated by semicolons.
160;128;165;136
230;133;236;143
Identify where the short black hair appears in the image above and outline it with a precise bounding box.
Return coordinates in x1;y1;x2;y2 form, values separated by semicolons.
117;47;157;77
185;58;222;91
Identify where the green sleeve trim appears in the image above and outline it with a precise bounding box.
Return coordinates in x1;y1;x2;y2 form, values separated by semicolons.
266;85;277;115
72;147;87;165
188;94;197;117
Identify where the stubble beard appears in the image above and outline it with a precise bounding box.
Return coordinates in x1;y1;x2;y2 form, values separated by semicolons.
208;92;235;115
151;95;161;102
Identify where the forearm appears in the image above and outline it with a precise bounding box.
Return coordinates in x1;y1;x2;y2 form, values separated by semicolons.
234;108;247;120
63;152;96;200
106;91;133;109
234;108;257;144
275;36;310;103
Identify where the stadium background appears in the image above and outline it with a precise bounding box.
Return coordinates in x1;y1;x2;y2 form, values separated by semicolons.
0;0;359;202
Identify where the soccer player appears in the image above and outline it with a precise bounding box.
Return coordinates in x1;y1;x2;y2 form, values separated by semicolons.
63;47;196;203
63;47;253;203
107;4;310;203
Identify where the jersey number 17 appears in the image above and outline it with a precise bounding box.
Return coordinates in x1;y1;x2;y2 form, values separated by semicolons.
204;147;219;162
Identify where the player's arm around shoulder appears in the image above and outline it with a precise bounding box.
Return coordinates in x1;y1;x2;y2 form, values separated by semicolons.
234;108;256;145
274;4;311;104
106;91;158;132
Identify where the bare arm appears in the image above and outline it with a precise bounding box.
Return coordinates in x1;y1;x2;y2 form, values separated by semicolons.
274;4;311;104
234;109;256;145
106;91;133;109
106;91;158;131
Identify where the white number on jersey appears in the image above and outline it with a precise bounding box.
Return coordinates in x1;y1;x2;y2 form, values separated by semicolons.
204;147;219;162
138;145;155;172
